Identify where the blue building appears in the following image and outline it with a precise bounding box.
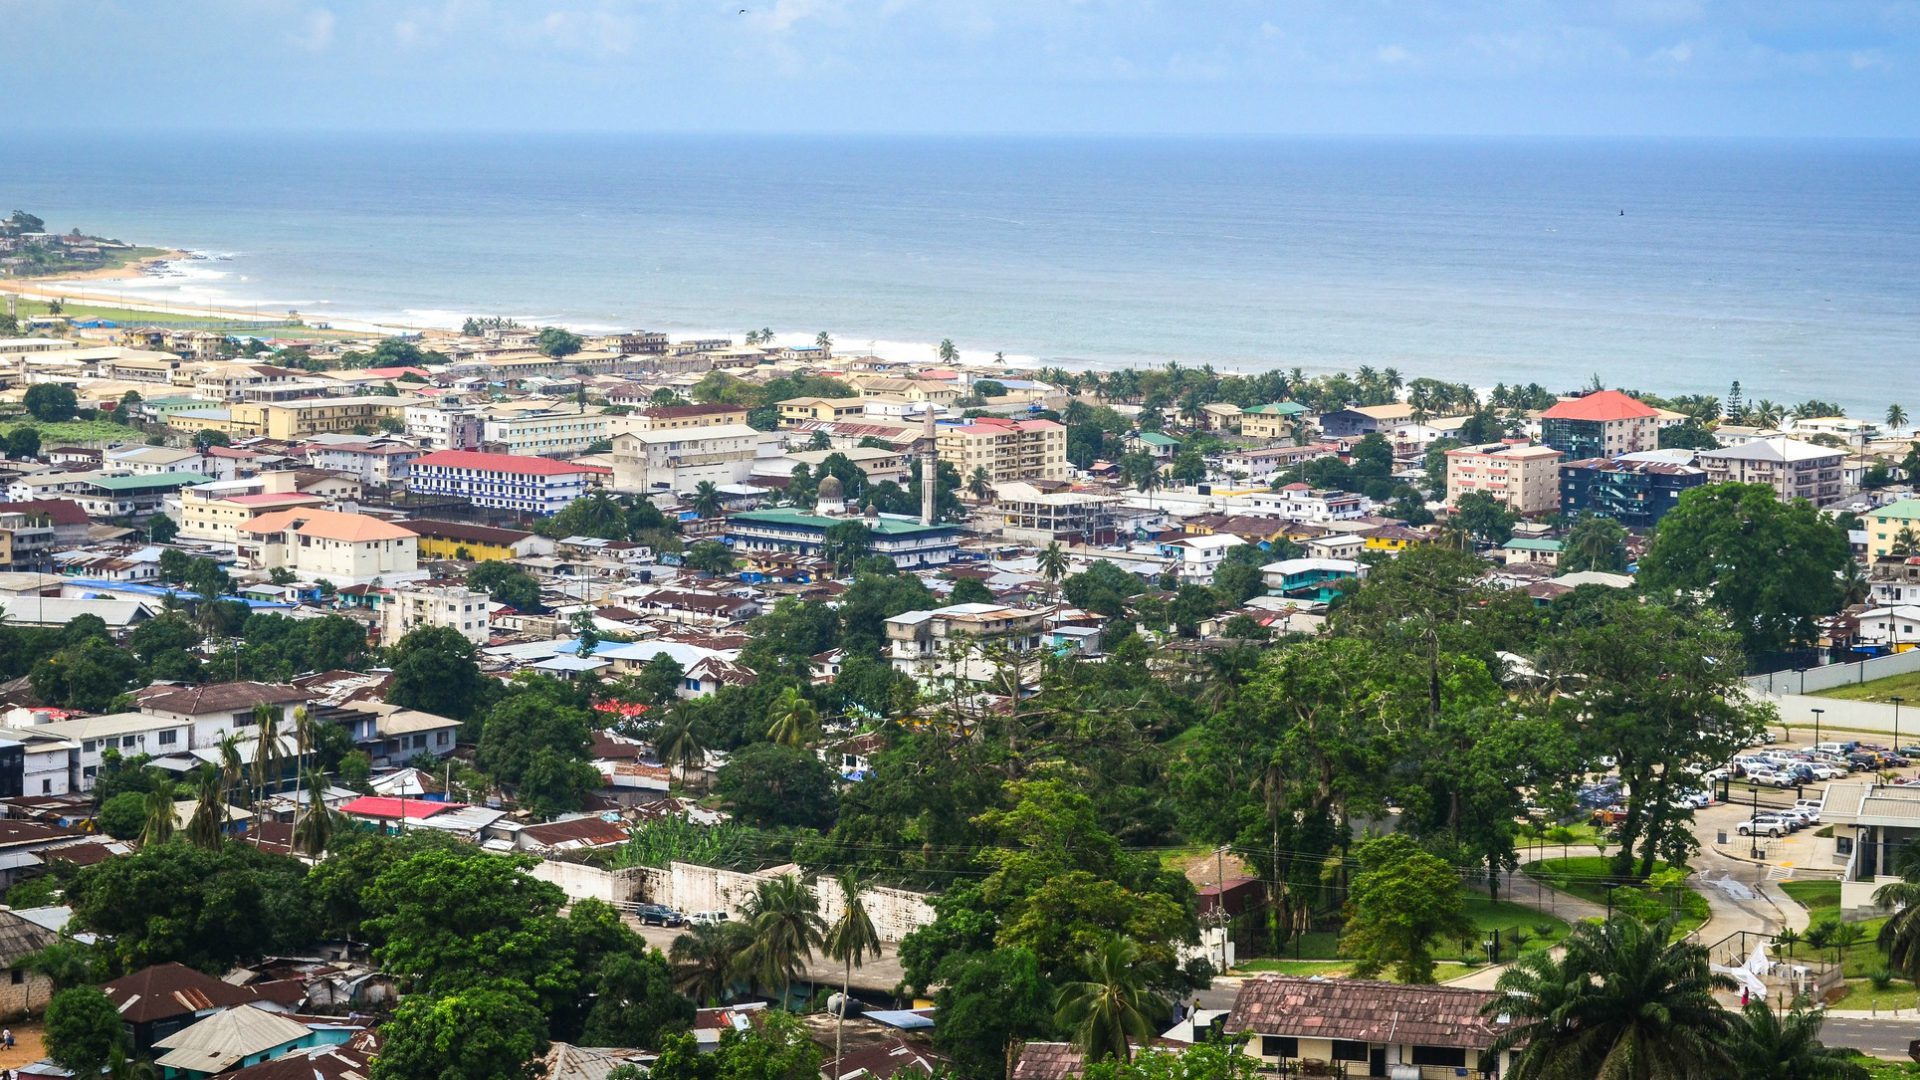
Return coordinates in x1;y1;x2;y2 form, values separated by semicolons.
1558;455;1708;528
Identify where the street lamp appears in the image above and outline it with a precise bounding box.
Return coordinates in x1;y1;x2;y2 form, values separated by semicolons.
1812;708;1824;748
1894;696;1906;755
1797;667;1808;695
1750;785;1762;859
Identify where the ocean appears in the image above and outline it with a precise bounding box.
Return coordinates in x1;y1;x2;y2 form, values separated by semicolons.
4;134;1917;413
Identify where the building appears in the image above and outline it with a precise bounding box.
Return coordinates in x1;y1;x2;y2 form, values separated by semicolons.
30;711;193;792
305;438;421;486
1558;456;1709;528
0;500;90;570
5;470;215;519
192;363;310;401
154;1005;330;1079
779;446;910;486
1217;445;1338;483
402;403;485;450
1861;499;1920;560
106;445;207;475
606;424;785;494
620;402;750;431
1239;401;1309;440
1539;390;1663;460
1128;430;1181;459
1316;403;1417;438
409;450;606;515
0;910;57;1018
378;583;492;644
937;417;1069;483
403;518;553;562
228;396;418;440
989;482;1118;545
1698;436;1846;507
1247;484;1366;522
886;602;1048;685
177;474;330;543
726;508;961;569
778;397;872;427
1260;557;1365;602
103;963;280;1053
1156;534;1245;585
132;681;308;750
480;400;610;457
238;509;421;586
1821;781;1920;915
1443;441;1564;514
1225;974;1512;1078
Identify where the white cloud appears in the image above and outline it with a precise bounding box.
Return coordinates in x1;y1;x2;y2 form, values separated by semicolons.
292;7;335;51
1375;43;1410;65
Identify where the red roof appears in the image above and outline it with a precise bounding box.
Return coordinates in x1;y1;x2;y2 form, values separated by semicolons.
337;796;459;820
0;499;89;526
1539;390;1658;422
412;450;598;476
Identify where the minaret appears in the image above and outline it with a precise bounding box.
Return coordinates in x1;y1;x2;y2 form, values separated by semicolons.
920;406;937;526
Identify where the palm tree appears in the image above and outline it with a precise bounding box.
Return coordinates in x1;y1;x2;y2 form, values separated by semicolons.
185;770;226;849
20;941;95;1016
823;871;883;1068
1054;935;1165;1065
760;327;774;345
1888;403;1908;432
1486;916;1733;1080
140;783;176;846
692;481;724;519
1037;542;1068;601
654;713;708;791
289;707;313;842
1724;1002;1866;1080
671;921;750;1004
937;339;959;365
965;466;993;502
250;702;284;808
1754;400;1785;428
216;732;244;811
815;332;832;354
766;686;819;747
292;769;332;858
735;874;825;1008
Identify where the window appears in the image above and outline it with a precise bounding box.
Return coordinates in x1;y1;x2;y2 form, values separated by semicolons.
1411;1047;1467;1068
41;780;51;795
1260;1037;1298;1059
122;735;137;747
158;729;178;746
1331;1041;1369;1063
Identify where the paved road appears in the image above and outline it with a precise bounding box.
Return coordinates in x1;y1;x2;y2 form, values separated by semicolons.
1822;1018;1917;1058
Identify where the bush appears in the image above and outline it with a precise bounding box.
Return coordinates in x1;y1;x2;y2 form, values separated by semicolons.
1871;966;1895;990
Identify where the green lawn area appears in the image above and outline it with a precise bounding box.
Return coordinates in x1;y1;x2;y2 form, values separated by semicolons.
1836;979;1920;1011
7;294;285;327
1523;856;1712;930
1813;670;1920;704
1229;899;1569;977
1780;879;1841;913
1226;959;1473;984
0;417;149;445
1847;1053;1920;1078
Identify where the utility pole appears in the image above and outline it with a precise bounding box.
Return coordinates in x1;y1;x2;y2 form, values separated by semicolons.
1812;707;1824;748
1894;696;1906;754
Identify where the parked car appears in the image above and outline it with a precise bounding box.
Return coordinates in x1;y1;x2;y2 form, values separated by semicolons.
1776;809;1812;830
690;910;731;926
1676;789;1714;809
1739;815;1789;837
636;904;685;927
1806;764;1845;781
1792;798;1824;823
1815;741;1859;756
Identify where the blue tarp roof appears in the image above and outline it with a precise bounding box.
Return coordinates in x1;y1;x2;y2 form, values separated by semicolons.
865;1010;935;1030
61;579;291;609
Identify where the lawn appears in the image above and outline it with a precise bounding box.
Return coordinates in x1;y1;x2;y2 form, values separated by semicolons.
1814;670;1920;704
1228;899;1569;977
1780;879;1841;913
0;417;149;445
1464;895;1572;950
1523;856;1713;930
1226;959;1474;984
1835;979;1919;1011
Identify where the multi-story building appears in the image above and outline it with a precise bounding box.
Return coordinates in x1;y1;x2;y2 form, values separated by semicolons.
1217;445;1339;484
853;377;965;406
725;508;961;569
1865;500;1920;561
378;583;492;645
885;602;1048;685
480;401;610;457
1156;534;1246;585
176;474;329;543
616;403;750;431
1247;484;1366;522
1869;555;1920;609
1698;436;1846;507
607;425;784;494
403;403;485;451
776;397;871;427
936;417;1069;483
780;446;909;486
408;450;606;515
305;437;422;487
1443;441;1564;514
403;518;553;562
24;712;191;793
130;681;309;752
191;363;310;401
0;500;90;570
237;508;421;586
1239;402;1310;440
228;396;419;440
990;482;1118;545
1260;557;1366;602
104;446;206;476
4;470;214;519
1558;456;1709;527
1539;390;1664;460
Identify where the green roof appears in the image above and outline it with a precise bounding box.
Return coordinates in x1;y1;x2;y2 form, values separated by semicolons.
1136;432;1181;447
1871;500;1920;521
1245;402;1308;416
727;508;958;537
88;472;215;491
1503;538;1565;552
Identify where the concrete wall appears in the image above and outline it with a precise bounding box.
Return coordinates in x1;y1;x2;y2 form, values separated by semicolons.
1747;649;1920;696
0;970;53;1021
529;859;650;906
1756;693;1917;737
624;861;937;942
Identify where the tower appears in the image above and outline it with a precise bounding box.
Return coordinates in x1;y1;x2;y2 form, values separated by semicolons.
919;407;937;526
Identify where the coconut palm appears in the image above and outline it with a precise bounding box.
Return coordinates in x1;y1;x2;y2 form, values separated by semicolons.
965;466;993;502
1055;935;1166;1065
937;339;959;365
1753;400;1785;428
692;481;725;519
1889;403;1909;432
1037;542;1068;600
653;713;708;791
292;769;332;858
735;873;825;1008
766;686;819;747
671;920;750;1004
185;769;226;849
1723;1002;1866;1080
140;783;176;846
250;702;284;808
823;871;883;1067
289;707;313;841
815;332;832;353
216;732;244;808
1486;916;1733;1080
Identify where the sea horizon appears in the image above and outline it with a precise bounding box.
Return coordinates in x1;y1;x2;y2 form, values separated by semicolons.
7;132;1917;413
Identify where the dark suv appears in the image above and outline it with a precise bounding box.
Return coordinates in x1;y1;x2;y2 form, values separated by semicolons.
637;904;685;927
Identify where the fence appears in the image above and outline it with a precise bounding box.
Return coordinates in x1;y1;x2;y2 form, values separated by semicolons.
1746;649;1920;696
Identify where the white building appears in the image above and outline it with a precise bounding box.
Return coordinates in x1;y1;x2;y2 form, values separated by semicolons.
403;403;485;451
379;583;492;645
1156;534;1245;585
130;681;309;752
1247;484;1367;522
237;508;421;586
305;437;422;487
480;401;611;457
885;603;1049;686
409;450;607;515
103;446;207;476
607;424;786;494
26;712;192;792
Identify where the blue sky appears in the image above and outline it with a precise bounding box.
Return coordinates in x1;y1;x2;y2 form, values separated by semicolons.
7;0;1917;135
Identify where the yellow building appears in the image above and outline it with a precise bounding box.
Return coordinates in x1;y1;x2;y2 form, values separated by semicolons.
777;397;870;427
1361;525;1430;554
230;396;420;440
401;518;548;562
178;481;329;543
853;377;965;406
1240;402;1310;440
935;417;1069;482
617;404;750;431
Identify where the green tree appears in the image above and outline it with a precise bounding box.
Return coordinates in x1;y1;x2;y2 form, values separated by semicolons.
1038;541;1069;598
713;743;836;830
938;339;959;364
23;383;78;422
685;540;737;577
4;425;40;460
140;783;176;846
1639;482;1850;657
1889;403;1909;431
372;982;548;1080
96;791;147;840
735;873;825;1006
1449;491;1518;547
1487;916;1732;1080
192;428;232;450
1055;935;1166;1065
1340;833;1472;984
30;636;140;711
581;948;695;1048
1658;422;1720;451
670;920;751;1004
966;466;993;501
365;847;570;998
765;686;820;747
387;625;496;721
933;947;1055;1080
653;711;708;791
1559;516;1630;574
949;577;995;605
821;521;874;576
1723;1002;1867;1080
692;481;725;519
469;561;544;612
67;843;314;970
1081;1042;1266;1080
823;871;883;1066
536;326;584;358
43;987;128;1073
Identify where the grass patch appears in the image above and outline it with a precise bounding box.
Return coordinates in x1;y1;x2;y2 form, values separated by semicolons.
1463;896;1572;949
1835;979;1920;1012
1523;856;1712;931
1231;959;1351;976
0;417;147;445
1780;880;1841;913
1813;671;1920;704
1844;1053;1920;1078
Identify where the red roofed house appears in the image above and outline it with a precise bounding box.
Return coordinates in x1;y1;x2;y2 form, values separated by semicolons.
1539;390;1668;460
1224;974;1513;1078
409;449;606;515
238;509;420;586
337;796;459;825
